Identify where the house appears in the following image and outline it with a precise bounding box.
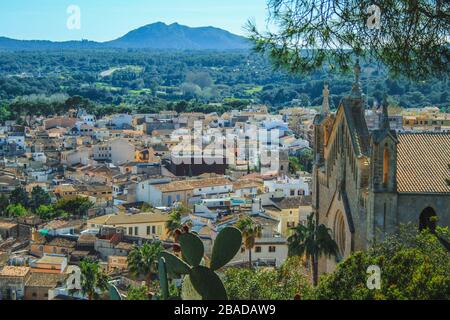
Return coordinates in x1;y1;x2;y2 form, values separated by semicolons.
39;220;85;237
229;213;288;268
108;256;128;273
53;184;78;199
93;128;110;141
230;237;288;268
265;196;313;237
0;170;21;194
61;147;92;166
88;212;170;240
138;177;233;207
93;228;134;259
30;255;68;274
78;124;95;137
24;273;67;300
44;117;78;130
264;176;310;197
110;114;133;129
0;221;18;240
67;164;121;185
118;161;161;176
93;138;135;165
30;233;77;258
0;266;31;300
232;179;262;198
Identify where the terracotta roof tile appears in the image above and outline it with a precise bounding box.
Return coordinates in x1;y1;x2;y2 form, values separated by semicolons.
396;133;450;194
0;266;30;277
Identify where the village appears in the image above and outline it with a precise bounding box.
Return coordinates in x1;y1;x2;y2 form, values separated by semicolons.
0;82;448;300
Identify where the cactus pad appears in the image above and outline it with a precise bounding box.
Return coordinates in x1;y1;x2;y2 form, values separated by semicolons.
179;232;204;267
210;227;242;271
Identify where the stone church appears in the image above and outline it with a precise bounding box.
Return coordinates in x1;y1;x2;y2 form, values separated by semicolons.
312;61;450;274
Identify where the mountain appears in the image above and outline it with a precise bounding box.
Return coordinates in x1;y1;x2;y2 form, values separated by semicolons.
0;22;251;51
106;22;250;50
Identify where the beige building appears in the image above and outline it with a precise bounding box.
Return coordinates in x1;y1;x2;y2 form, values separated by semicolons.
108;256;128;273
88;212;170;240
266;196;313;237
24;273;67;300
0;266;31;300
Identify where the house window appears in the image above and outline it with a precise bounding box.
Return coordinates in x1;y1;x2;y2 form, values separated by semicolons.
269;246;276;253
255;246;262;253
128;227;132;235
152;226;156;234
147;226;151;235
134;227;138;235
290;190;295;196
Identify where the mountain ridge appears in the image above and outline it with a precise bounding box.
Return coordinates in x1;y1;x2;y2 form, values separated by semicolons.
0;22;251;51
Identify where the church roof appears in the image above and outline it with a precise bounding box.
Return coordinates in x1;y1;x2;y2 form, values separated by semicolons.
396;133;450;194
341;97;370;157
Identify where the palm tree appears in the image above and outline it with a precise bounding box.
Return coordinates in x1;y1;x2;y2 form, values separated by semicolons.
287;213;338;286
80;259;110;300
166;210;182;239
165;206;191;240
236;216;262;269
127;241;163;288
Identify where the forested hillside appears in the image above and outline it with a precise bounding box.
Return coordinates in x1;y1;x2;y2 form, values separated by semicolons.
0;49;448;121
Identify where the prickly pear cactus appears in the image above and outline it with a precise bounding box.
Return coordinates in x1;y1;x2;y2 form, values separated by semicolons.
158;257;169;300
180;275;202;300
158;226;242;300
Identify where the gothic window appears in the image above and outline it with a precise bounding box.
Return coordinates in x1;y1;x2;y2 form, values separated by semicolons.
383;145;389;187
333;211;346;257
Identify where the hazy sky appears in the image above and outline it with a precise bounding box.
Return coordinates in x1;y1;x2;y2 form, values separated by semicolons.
0;0;269;41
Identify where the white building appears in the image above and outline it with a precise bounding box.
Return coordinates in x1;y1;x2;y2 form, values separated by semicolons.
111;114;133;129
264;176;310;197
61;148;91;166
93;138;135;165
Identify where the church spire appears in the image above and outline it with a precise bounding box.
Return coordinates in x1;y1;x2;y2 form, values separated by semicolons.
351;59;362;97
321;82;330;114
380;94;390;131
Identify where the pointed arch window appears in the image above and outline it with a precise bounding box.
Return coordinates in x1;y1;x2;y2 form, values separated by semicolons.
333;211;346;257
383;145;389;187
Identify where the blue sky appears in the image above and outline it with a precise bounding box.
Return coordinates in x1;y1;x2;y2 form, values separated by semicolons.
0;0;268;41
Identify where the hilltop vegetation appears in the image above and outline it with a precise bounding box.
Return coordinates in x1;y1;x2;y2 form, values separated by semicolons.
0;49;448;121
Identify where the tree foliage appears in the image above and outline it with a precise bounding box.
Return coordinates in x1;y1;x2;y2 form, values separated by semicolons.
9;187;28;207
5;203;28;217
79;259;110;300
315;224;450;300
30;186;51;210
248;0;449;80
235;216;262;268
288;213;338;285
53;197;93;217
223;256;313;300
126;285;149;300
127;242;163;288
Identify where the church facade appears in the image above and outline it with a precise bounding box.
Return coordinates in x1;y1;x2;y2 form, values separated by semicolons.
312;62;450;274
